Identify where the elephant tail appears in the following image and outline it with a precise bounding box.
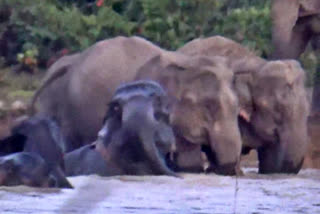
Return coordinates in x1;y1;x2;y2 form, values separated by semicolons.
29;65;70;115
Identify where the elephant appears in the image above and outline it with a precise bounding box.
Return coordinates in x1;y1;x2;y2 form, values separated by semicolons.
0;115;72;188
64;80;177;177
271;0;320;115
271;0;320;59
0;152;61;188
178;36;309;174
135;52;242;175
31;36;241;175
31;36;163;152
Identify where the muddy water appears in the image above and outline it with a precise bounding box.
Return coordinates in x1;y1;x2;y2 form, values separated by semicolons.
0;168;319;214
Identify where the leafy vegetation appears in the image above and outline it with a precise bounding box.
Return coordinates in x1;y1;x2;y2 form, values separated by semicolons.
0;0;317;84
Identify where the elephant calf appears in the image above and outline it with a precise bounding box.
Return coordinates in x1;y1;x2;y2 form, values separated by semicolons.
64;80;177;177
0;115;72;188
0;152;61;188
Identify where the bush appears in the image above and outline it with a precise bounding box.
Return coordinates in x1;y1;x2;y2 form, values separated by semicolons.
0;0;273;71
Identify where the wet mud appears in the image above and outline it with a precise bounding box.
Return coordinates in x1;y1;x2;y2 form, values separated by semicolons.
0;168;319;214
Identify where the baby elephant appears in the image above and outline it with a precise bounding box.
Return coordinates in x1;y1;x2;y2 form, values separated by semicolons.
65;80;177;177
0;115;72;188
0;152;58;187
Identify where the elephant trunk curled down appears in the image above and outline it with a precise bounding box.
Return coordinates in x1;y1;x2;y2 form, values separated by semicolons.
64;80;176;177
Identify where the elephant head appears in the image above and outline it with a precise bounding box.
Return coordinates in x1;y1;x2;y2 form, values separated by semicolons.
136;52;242;175
0;152;60;187
242;60;309;173
65;80;176;176
0;115;72;188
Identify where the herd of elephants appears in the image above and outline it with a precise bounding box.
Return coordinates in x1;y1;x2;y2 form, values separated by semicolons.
0;0;319;188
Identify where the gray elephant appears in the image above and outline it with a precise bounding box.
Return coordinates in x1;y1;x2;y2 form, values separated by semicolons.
0;152;61;188
271;0;320;59
31;36;163;151
178;36;309;174
135;52;242;175
31;36;241;175
64;80;176;177
0;115;72;188
271;0;320;115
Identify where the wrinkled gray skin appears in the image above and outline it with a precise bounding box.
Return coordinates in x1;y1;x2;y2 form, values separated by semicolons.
0;115;72;188
271;0;320;59
271;0;320;115
179;36;309;174
64;81;176;177
0;152;60;188
135;52;242;175
31;36;162;152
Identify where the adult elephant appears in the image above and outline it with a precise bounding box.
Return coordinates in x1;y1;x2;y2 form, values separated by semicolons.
31;36;163;151
178;36;309;174
65;80;176;176
135;52;242;175
32;36;242;175
271;0;320;115
271;0;320;59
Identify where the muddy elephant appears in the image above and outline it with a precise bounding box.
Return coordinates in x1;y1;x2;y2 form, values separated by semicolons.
64;80;176;177
178;36;309;174
135;52;242;175
31;36;163;151
271;0;320;59
0;115;72;188
0;152;61;188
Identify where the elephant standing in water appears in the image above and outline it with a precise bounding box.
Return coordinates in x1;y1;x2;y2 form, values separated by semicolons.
31;36;242;175
178;36;309;174
135;52;242;175
31;36;163;152
64;80;176;177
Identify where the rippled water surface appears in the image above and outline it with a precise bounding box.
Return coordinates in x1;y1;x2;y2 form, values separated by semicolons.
0;168;319;214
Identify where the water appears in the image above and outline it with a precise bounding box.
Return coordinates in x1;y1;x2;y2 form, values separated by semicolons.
0;168;319;214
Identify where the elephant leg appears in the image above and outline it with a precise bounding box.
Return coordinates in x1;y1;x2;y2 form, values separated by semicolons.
175;145;204;173
258;144;304;174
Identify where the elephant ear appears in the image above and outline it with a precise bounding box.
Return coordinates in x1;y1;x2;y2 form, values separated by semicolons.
271;0;300;59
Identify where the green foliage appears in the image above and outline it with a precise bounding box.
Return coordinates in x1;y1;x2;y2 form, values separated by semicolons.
0;0;272;69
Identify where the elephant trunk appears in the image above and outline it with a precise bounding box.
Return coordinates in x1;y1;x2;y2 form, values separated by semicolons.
121;98;177;177
207;120;242;175
258;122;308;174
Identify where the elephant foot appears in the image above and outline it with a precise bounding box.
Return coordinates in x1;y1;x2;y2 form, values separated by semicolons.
206;162;238;176
258;146;304;174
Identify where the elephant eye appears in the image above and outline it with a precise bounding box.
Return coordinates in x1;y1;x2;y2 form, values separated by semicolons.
108;102;122;116
154;111;170;124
